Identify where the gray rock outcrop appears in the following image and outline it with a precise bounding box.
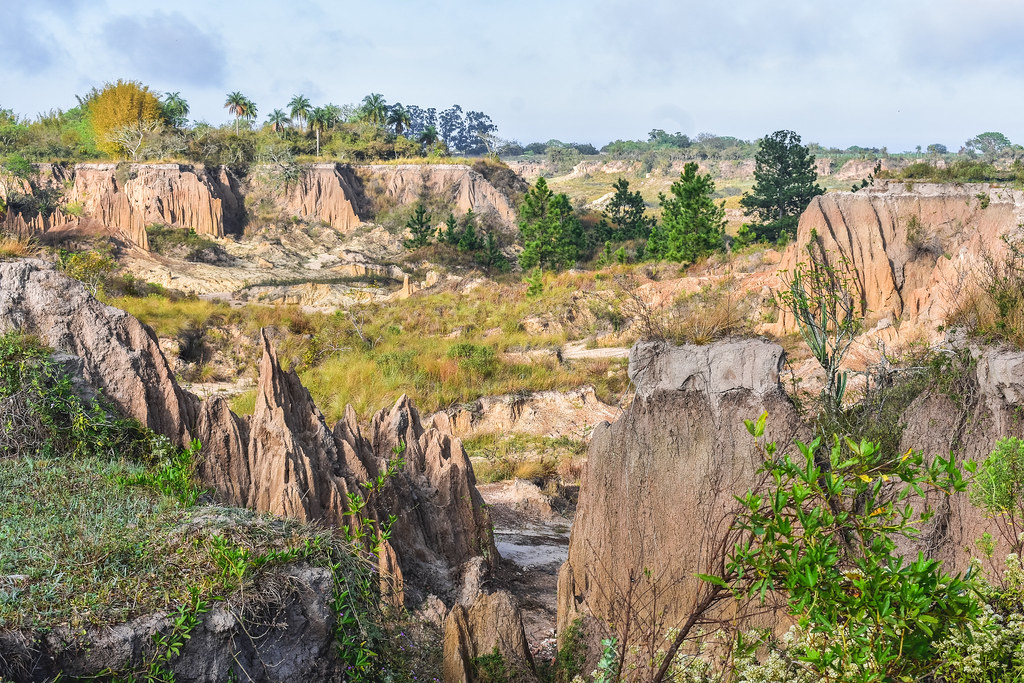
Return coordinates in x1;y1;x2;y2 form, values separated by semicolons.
1;567;340;683
0;258;195;445
557;340;807;637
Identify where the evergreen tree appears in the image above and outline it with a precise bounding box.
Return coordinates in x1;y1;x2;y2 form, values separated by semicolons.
649;162;725;263
646;222;666;261
604;177;654;241
477;233;509;273
740;129;823;241
439;212;460;246
518;177;584;270
456;210;481;252
402;204;434;249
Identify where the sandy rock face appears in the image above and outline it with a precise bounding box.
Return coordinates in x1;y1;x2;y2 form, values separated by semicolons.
2;162;523;251
776;182;1024;339
281;163;361;233
557;340;807;636
435;387;619;441
192;334;498;601
443;591;536;683
354;164;519;232
0;260;496;606
896;348;1024;573
1;163;242;248
0;259;196;445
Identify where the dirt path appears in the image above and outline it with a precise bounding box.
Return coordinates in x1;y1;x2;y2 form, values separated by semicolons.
477;480;574;660
561;340;630;360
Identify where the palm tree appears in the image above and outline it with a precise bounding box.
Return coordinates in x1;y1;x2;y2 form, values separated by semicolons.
387;104;411;136
267;109;290;133
322;103;342;129
288;94;311;132
360;93;388;128
224;91;253;134
244;98;258;125
162;92;189;128
418;125;439;150
309;106;333;156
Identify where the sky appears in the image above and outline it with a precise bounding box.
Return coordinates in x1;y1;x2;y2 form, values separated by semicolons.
2;0;1023;152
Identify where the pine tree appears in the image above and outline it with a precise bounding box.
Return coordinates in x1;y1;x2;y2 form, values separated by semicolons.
518;177;584;270
604;177;654;241
652;162;725;263
439;212;460;246
477;233;509;273
402;204;434;249
457;210;481;252
740;130;823;241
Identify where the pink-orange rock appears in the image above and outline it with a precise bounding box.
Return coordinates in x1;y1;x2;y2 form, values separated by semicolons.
0;163;241;248
354;164;519;231
282;164;361;233
443;591;536;683
0;260;496;605
775;182;1024;337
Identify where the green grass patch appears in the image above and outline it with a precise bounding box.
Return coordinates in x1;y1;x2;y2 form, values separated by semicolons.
112;268;638;421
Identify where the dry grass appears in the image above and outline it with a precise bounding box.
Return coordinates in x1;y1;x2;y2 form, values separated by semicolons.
464;433;586;484
0;237;32;259
946;242;1024;347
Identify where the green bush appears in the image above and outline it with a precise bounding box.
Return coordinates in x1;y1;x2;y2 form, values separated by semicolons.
56;248;116;295
722;416;979;682
447;342;498;377
0;331;148;460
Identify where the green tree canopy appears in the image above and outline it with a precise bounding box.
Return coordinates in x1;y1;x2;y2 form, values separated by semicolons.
266;109;290;133
160;92;189;128
387;104;411;136
359;94;388;128
88;80;163;157
402;204;433;249
965;131;1012;161
518;177;584;270
603;177;654;242
287;95;311;131
740;129;823;242
648;162;725;263
224;92;256;134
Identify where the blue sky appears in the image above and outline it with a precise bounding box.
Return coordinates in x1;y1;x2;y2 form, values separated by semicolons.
2;0;1023;151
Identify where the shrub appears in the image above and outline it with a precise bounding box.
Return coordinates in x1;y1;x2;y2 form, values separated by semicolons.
447;343;498;377
721;417;979;682
146;224;229;263
947;237;1024;346
970;436;1024;553
56;248;117;296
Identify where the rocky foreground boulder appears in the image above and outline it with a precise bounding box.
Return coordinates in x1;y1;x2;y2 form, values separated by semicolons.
2;566;341;682
557;336;1024;673
557;339;808;638
0;258;495;605
0;258;196;444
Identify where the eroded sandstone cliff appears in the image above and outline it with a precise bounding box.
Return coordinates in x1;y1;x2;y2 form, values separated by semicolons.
1;162;520;250
0;164;242;248
0;259;496;605
777;182;1024;337
556;340;808;636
